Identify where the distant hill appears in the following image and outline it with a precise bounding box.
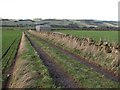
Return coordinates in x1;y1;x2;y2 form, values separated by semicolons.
1;19;118;30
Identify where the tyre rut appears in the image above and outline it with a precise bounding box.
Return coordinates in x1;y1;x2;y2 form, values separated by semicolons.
29;33;120;83
25;32;82;88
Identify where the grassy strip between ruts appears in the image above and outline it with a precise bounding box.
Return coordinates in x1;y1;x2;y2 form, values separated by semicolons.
45;37;120;75
9;33;57;88
28;31;119;76
29;33;120;88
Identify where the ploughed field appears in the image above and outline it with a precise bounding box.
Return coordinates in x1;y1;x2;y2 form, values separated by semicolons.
2;29;120;88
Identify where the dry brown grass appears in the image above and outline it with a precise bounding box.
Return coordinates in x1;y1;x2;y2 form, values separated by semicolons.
29;30;120;74
8;33;39;88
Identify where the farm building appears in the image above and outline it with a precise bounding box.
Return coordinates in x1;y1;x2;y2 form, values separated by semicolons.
36;24;51;32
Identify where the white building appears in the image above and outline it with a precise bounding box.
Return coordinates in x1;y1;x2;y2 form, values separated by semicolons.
36;24;51;32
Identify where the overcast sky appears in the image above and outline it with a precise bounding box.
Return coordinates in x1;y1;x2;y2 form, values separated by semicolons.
0;0;119;21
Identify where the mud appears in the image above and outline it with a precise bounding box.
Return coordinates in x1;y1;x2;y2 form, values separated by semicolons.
29;33;120;83
25;32;82;88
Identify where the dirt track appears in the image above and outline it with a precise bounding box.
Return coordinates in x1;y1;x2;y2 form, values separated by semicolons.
25;32;82;88
3;31;119;88
29;32;120;83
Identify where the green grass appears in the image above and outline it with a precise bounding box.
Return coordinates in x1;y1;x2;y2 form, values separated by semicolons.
29;31;119;73
53;30;119;72
59;44;115;72
2;29;22;71
1;28;58;88
2;29;22;83
55;30;119;43
19;35;56;88
29;33;120;88
2;37;21;71
2;30;22;55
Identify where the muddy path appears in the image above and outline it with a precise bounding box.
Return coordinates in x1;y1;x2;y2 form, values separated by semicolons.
29;33;120;83
25;33;82;88
2;35;22;89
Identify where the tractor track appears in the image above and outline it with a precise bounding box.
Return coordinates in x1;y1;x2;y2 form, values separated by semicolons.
25;32;83;88
29;32;120;83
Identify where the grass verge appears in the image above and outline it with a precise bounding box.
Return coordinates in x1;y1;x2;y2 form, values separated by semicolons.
29;33;120;88
9;33;57;88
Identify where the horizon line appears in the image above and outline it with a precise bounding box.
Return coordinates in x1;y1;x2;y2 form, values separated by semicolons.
0;18;118;22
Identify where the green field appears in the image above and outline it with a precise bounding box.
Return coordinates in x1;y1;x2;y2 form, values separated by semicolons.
1;29;57;88
29;33;119;88
55;30;119;43
9;33;56;88
2;30;22;55
1;29;119;88
2;29;22;75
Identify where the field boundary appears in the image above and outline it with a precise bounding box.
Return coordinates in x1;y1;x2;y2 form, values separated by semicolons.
29;33;120;83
